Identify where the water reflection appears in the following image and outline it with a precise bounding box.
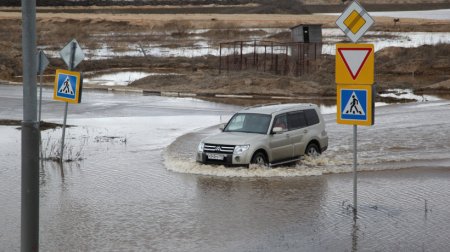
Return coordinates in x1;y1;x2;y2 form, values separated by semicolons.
194;176;328;249
351;222;359;252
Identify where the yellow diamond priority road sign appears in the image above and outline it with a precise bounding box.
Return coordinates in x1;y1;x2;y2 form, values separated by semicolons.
336;1;374;43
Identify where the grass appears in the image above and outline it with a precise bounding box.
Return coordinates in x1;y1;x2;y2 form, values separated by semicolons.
40;127;128;163
41;129;87;163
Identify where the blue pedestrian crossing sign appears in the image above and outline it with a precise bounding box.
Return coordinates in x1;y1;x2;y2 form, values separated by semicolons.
337;84;374;126
53;69;82;104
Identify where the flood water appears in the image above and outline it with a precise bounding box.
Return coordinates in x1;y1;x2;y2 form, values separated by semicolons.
1;85;450;251
43;29;450;60
83;71;180;86
365;9;450;20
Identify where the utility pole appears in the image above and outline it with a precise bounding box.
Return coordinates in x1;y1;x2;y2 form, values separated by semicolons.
21;0;39;251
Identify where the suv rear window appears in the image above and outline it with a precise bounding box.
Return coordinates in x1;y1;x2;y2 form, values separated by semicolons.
287;111;307;130
305;109;320;126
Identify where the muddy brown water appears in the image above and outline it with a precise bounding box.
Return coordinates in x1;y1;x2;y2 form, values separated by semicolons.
0;85;450;251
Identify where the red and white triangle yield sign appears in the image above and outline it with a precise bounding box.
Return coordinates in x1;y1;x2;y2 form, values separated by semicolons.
337;47;372;80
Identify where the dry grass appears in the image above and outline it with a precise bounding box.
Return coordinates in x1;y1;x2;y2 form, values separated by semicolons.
161;20;194;36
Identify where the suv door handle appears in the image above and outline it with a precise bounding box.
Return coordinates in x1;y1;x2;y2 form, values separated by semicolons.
303;129;308;134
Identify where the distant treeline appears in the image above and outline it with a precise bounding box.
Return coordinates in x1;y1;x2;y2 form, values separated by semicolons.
0;0;250;7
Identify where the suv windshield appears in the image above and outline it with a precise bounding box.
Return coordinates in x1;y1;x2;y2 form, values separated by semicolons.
224;113;271;134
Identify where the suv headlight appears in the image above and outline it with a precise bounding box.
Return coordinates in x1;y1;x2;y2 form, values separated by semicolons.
198;142;204;152
234;145;250;155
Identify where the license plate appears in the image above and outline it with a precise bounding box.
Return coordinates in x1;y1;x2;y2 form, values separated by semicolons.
207;153;225;160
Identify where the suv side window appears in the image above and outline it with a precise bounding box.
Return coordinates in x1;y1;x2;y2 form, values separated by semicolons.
305;109;320;126
287;111;307;130
272;114;288;131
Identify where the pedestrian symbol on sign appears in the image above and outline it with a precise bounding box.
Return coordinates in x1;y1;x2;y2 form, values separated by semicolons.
340;89;367;121
343;92;365;115
58;76;75;95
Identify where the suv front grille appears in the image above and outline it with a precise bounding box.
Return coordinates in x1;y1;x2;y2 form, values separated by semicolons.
204;143;235;154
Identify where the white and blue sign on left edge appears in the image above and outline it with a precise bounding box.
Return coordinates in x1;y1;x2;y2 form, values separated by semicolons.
341;89;367;121
53;69;82;104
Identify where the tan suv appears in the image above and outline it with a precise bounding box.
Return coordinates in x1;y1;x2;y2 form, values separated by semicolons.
196;103;328;166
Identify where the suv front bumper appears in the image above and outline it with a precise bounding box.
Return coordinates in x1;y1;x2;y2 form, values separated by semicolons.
196;152;251;166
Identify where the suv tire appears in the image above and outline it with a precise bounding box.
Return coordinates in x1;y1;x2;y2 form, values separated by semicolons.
305;142;320;157
251;152;268;166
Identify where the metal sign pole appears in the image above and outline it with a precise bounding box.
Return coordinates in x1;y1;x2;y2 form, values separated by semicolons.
38;51;43;122
60;102;68;162
38;51;43;178
60;42;76;162
21;0;40;251
353;124;358;216
37;50;49;124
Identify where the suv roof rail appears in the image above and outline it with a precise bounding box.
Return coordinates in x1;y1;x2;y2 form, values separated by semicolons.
243;102;316;112
243;102;282;110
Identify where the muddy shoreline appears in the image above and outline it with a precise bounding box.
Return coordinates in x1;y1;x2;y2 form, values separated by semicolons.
0;119;68;130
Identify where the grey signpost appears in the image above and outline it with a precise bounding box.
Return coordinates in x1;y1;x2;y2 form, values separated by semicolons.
58;39;84;161
335;0;375;217
37;50;49;123
353;125;357;215
21;0;39;251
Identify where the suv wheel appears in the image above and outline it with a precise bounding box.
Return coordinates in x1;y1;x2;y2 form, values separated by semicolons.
251;152;268;166
305;142;320;157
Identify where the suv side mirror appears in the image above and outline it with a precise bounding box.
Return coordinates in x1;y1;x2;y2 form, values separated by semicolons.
219;123;226;131
272;127;284;134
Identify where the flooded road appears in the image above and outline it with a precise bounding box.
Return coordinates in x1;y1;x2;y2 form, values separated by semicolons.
1;85;450;251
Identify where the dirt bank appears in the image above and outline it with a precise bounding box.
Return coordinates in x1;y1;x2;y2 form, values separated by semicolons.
0;119;65;130
129;44;450;100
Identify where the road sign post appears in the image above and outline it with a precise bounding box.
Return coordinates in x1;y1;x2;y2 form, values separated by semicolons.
335;0;375;217
353;124;357;216
37;50;50;185
37;50;49;123
57;39;84;162
21;0;40;250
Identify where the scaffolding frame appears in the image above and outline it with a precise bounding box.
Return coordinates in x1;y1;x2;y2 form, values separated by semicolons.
218;40;323;76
